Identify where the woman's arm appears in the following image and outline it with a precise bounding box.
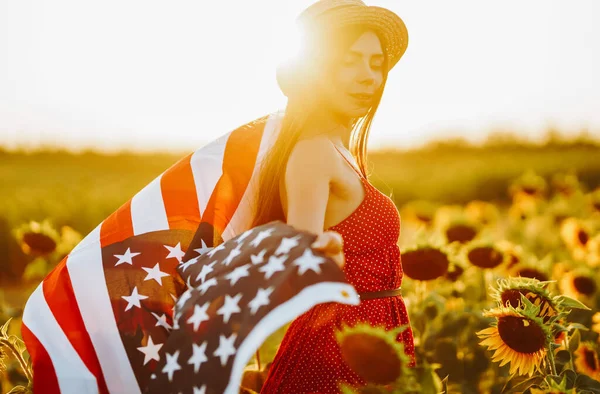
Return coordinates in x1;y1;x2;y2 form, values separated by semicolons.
283;137;345;268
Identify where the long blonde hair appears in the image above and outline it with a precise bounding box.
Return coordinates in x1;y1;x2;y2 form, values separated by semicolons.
249;25;390;229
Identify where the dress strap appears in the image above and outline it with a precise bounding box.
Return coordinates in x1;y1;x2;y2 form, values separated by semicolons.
331;141;366;180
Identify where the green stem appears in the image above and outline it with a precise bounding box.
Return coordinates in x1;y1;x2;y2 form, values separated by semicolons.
547;344;557;376
0;338;33;383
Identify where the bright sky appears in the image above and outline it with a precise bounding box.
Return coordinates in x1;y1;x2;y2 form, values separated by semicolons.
1;0;600;153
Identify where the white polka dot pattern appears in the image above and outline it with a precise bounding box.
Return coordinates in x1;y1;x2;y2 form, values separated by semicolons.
260;149;416;393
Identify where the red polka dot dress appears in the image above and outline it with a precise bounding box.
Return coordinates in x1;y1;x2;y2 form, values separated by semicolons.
260;144;416;394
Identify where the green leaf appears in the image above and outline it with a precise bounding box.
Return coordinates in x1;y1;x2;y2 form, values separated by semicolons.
7;386;31;394
556;295;592;310
567;323;590;332
1;317;12;337
568;329;581;353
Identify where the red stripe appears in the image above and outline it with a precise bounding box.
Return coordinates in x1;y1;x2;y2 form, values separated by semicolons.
201;119;265;234
41;256;110;394
161;153;201;231
21;323;61;394
101;200;134;248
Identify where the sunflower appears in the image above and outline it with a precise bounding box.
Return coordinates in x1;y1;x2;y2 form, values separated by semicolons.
558;269;598;308
510;265;550;282
587;187;600;214
551;172;582;198
560;217;592;261
592;312;600;336
464;200;500;227
490;277;559;324
508;170;548;201
508;195;544;224
401;245;450;281
586;234;600;268
574;342;600;381
13;220;60;257
477;305;551;376
399;200;439;228
496;240;525;270
336;323;412;385
459;239;508;270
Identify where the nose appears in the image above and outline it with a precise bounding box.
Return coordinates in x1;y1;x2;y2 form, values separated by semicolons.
356;62;376;86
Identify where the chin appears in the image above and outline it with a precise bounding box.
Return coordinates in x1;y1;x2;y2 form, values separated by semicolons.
343;106;370;119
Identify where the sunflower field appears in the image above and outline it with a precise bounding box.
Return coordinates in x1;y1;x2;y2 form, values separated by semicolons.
2;138;600;393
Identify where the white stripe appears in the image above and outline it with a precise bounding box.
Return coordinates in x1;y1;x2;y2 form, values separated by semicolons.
22;285;98;394
67;225;142;394
130;174;169;235
224;281;360;394
190;132;229;217
222;111;284;241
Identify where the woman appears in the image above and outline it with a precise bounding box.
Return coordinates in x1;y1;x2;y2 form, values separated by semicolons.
250;0;416;392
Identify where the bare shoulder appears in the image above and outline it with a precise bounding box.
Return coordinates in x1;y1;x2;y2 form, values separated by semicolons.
288;135;338;173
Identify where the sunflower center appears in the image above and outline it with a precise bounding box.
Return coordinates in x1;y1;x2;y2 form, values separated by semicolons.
497;315;546;353
584;348;599;371
468;247;504;269
402;248;449;281
573;276;596;295
446;224;477;244
578;230;589;246
516;268;549;282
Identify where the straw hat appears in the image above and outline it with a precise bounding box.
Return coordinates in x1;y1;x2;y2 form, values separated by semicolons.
276;0;409;97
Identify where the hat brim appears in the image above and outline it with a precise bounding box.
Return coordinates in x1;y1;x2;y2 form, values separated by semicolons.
277;5;409;97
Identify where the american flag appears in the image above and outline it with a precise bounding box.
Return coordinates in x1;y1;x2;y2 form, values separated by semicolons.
20;110;360;393
145;220;359;394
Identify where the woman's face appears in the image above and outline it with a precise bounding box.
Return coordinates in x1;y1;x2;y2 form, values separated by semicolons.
321;30;385;120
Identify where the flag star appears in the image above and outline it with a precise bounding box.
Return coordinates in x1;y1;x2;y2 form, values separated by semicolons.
293;248;326;275
258;255;288;280
142;262;170;286
249;228;275;248
164;242;185;262
197;277;217;295
176;289;193;310
151;312;173;331
207;242;226;258
195;261;217;283
188;341;208;373
235;229;254;244
193;385;207;394
186;275;193;290
137;336;163;365
248;287;274;314
114;247;140;266
250;249;267;265
180;256;199;273
122;286;148;311
213;333;237;367
194;239;213;256
217;293;242;324
187;302;210;331
222;244;243;266
162;350;181;382
224;264;251;286
274;235;301;256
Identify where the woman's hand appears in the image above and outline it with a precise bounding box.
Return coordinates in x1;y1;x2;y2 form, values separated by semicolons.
311;231;345;270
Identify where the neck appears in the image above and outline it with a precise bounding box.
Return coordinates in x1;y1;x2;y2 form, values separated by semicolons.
303;108;353;148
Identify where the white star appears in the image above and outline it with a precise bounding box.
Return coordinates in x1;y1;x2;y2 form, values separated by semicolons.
187;302;210;331
150;312;173;331
206;242;226;258
248;287;274;314
258;255;287;280
213;333;237;367
176;289;192;310
293;248;326;275
274;235;301;255
137;336;163;365
195;261;217;283
142;262;170;286
188;341;208;373
235;229;254;244
193;386;207;394
194;239;213;256
197;277;217;295
164;242;185;262
250;248;267;265
114;248;140;266
222;244;243;266
249;228;275;248
162;350;181;382
217;293;242;324
180;256;199;272
224;264;251;286
122;287;148;311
